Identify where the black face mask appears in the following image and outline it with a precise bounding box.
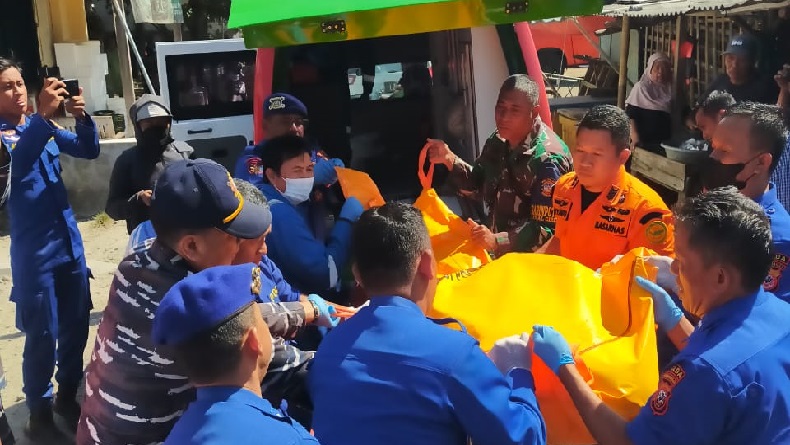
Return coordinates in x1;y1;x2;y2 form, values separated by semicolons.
700;156;748;190
139;125;173;152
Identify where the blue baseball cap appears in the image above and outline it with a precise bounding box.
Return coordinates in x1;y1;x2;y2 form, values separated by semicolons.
152;263;275;346
151;159;271;239
723;34;758;59
263;93;308;118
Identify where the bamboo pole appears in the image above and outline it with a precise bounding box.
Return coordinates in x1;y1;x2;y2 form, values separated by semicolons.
617;15;631;109
111;0;135;132
672;15;687;131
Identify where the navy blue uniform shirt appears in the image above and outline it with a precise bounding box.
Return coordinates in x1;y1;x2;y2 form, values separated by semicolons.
758;184;790;303
309;296;546;445
164;386;319;445
260;183;352;295
626;288;790;444
4;113;99;271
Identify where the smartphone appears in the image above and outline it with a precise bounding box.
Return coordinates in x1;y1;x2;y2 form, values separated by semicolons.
63;79;80;98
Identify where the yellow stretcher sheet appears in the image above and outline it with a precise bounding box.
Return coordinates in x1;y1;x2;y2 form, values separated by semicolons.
428;250;659;444
336;158;659;444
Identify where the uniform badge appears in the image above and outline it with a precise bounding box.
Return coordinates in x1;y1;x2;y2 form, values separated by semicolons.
246;156;263;177
650;389;671;415
764;254;789;291
540;178;555;198
251;266;261;295
0;130;20;151
268;96;286;111
554;198;570;208
606;186;619;202
650;364;685;416
600;214;625;223
645;220;668;244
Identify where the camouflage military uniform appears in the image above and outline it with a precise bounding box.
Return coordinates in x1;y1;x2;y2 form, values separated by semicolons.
449;120;572;254
77;242;311;444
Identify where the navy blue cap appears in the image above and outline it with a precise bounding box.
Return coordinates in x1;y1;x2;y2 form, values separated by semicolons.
263;93;308;118
151;159;271;239
724;34;758;58
152;263;275;346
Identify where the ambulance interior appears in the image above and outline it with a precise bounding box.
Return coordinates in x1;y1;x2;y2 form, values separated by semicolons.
275;29;481;202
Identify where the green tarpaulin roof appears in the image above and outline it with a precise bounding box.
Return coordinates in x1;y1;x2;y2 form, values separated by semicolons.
228;0;455;29
228;0;604;48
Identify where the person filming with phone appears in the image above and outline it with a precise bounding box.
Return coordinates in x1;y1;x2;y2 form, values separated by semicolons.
0;58;100;442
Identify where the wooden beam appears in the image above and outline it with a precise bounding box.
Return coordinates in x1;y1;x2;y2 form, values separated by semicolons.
572;17;634;88
112;0;136;134
672;15;687;131
617;15;631;109
33;0;55;67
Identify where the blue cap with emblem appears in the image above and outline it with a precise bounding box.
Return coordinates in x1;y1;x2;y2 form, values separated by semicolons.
150;158;271;239
263;93;308;119
152;263;274;346
723;34;758;59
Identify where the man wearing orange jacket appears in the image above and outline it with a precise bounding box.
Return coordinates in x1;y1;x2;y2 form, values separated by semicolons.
542;105;674;270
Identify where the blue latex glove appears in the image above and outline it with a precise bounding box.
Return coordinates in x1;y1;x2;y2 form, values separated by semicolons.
329;158;345;168
339;197;364;222
644;255;679;295
314;158;339;185
307;294;339;328
635;276;683;331
531;325;574;375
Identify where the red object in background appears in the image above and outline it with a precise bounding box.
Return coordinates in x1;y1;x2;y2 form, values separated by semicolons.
530;16;612;68
514;22;553;131
671;40;695;59
253;48;275;144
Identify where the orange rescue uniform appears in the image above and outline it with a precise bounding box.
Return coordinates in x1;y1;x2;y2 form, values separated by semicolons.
552;167;674;270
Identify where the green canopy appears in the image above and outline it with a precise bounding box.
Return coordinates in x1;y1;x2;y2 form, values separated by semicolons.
229;0;604;48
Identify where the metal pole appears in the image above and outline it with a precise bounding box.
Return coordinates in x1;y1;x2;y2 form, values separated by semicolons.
617;15;631;108
111;0;157;95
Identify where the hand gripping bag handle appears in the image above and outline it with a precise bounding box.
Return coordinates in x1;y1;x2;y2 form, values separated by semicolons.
418;145;435;191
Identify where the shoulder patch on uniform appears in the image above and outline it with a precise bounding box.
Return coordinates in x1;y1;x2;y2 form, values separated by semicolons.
645;220;669;245
764;254;789;291
540;177;555;198
245;156;263;177
639;211;665;225
650;364;686;416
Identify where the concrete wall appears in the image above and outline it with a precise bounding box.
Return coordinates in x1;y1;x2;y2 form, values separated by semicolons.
60;138;135;219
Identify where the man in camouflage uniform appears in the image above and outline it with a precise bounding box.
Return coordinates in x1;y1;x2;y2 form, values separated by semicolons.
77;160;334;444
428;74;572;255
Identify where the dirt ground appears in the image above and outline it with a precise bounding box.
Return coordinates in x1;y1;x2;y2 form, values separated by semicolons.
0;218;128;444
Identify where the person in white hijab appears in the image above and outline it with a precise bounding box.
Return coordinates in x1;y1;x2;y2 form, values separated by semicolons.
626;52;673;148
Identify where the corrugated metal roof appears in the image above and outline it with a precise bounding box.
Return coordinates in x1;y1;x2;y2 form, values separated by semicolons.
602;0;779;17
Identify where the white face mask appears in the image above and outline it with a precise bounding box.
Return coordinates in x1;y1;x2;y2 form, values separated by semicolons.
282;176;314;205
